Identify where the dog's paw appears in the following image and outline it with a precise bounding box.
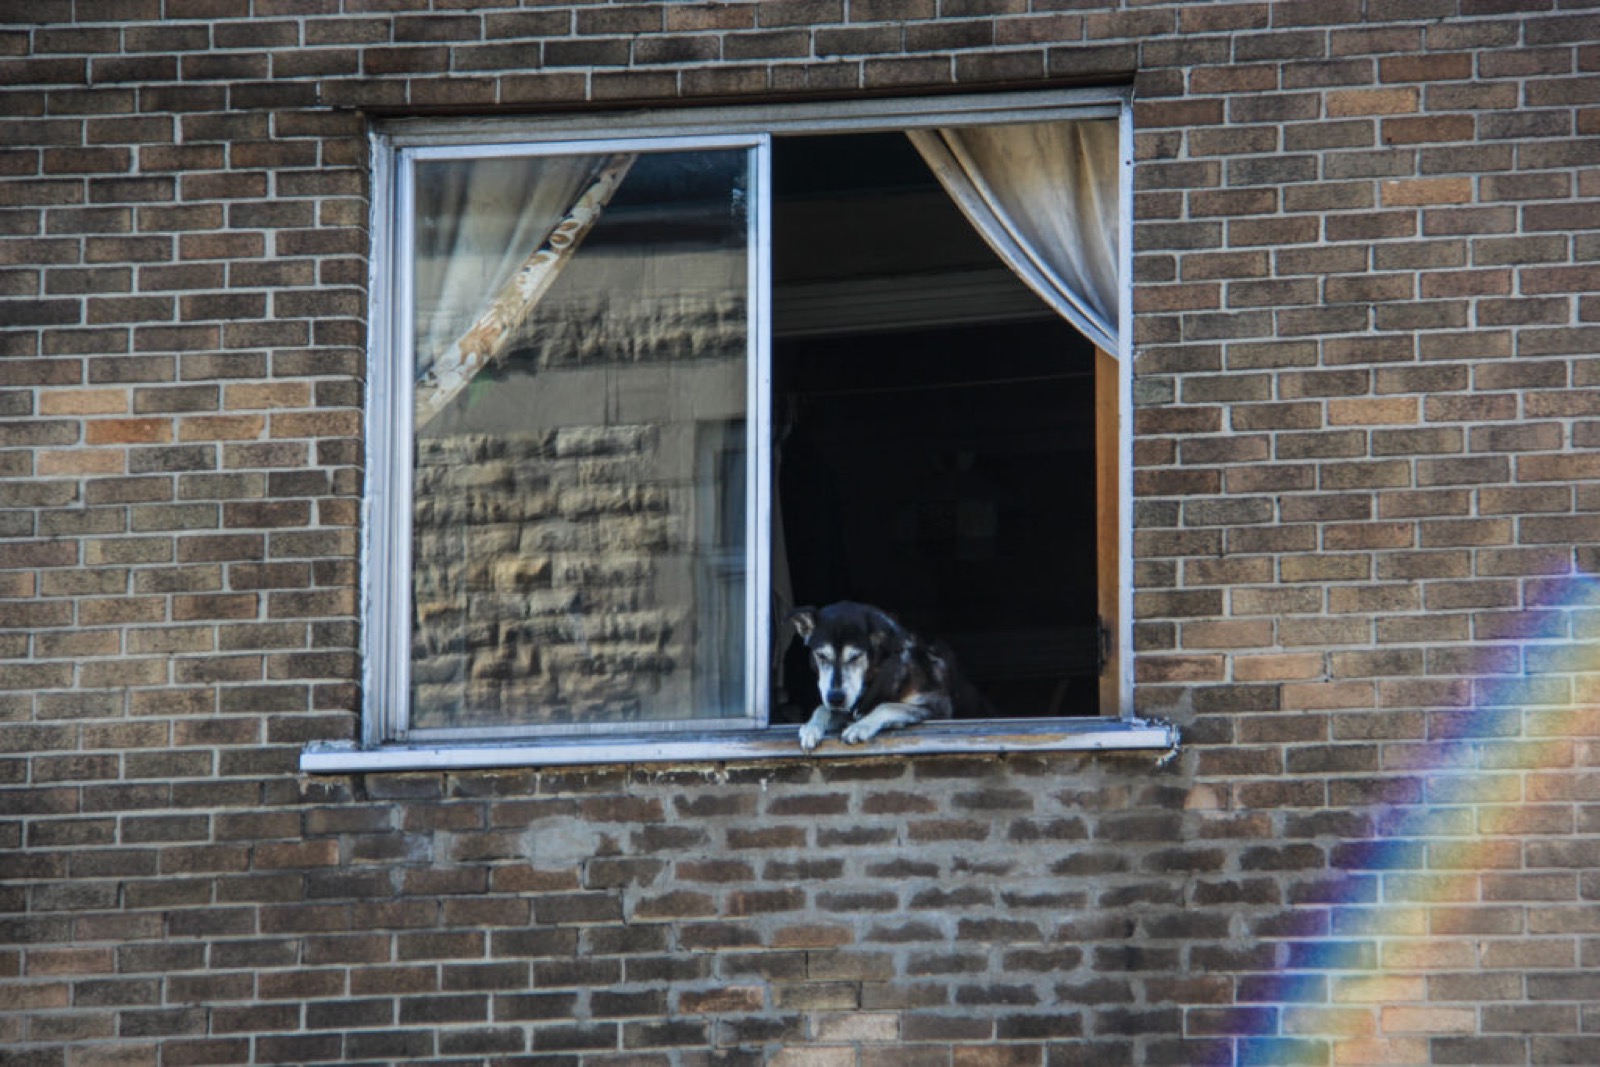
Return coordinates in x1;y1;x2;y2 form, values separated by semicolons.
841;719;879;745
798;722;826;751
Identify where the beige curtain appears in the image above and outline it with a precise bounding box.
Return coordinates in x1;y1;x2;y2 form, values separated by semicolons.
412;153;633;425
908;120;1120;354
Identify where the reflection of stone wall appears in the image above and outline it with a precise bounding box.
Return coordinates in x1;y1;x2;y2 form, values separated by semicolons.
521;291;747;369
411;425;698;731
410;239;750;733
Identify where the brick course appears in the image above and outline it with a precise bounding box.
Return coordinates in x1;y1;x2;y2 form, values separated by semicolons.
3;2;1600;1065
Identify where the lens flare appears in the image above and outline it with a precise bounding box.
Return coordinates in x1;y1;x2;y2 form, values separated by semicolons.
1201;571;1600;1066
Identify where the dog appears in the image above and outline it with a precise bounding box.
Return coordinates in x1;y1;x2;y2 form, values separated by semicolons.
788;601;958;751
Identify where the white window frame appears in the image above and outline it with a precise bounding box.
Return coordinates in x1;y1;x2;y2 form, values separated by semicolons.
302;88;1176;774
378;133;770;746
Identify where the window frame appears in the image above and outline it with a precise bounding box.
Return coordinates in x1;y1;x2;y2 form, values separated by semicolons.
375;133;771;746
302;87;1176;774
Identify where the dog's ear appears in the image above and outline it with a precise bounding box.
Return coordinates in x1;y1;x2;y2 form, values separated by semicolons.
867;607;901;651
787;607;817;641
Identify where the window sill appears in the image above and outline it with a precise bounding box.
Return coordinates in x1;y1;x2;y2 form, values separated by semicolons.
299;717;1178;774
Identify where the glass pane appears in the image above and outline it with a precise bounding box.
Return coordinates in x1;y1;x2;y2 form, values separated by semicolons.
408;147;751;734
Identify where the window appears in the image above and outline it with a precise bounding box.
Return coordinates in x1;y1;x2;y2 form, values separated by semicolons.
303;91;1174;772
400;138;763;741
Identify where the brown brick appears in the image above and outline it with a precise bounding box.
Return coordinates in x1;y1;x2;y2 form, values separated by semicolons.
1328;87;1419;117
1382;113;1476;144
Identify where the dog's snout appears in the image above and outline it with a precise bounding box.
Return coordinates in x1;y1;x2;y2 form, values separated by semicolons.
826;689;848;708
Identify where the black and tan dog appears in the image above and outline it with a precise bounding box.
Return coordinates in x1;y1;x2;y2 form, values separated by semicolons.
788;601;958;751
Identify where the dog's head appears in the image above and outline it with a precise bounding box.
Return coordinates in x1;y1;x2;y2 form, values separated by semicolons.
789;601;898;715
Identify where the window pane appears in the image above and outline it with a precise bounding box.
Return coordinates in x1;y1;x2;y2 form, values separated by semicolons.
770;131;1103;722
408;147;751;734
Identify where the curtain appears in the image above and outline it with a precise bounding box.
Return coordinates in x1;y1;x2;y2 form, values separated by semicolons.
412;153;633;425
908;119;1121;355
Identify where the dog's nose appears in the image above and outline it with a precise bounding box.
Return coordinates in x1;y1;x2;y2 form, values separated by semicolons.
826;690;847;708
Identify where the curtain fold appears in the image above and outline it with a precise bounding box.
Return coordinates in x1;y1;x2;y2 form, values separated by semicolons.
908;120;1121;355
412;153;634;425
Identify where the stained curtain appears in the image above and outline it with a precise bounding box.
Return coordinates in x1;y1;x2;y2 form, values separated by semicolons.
412;153;634;425
907;119;1121;355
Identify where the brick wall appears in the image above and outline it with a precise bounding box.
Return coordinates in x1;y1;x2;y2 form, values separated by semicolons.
4;3;1600;1065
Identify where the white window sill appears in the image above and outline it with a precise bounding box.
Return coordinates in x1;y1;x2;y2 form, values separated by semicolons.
299;717;1178;774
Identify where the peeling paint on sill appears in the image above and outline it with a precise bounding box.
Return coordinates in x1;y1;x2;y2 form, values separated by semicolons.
300;717;1178;774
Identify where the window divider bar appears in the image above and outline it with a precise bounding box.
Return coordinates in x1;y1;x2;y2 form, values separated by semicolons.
748;136;774;728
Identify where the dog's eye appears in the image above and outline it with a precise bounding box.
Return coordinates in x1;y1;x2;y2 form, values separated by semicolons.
844;650;866;665
814;650;833;665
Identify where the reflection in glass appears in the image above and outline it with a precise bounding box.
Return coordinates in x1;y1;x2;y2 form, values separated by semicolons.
408;148;750;734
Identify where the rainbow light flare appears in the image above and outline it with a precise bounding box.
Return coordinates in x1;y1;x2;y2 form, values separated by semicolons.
1205;569;1600;1067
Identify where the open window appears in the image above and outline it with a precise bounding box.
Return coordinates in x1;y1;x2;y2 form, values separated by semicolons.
768;129;1121;726
304;91;1171;773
